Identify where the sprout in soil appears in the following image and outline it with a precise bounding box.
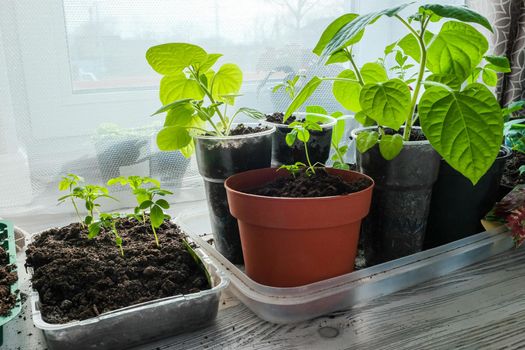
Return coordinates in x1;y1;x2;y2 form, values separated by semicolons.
58;175;118;227
145;43;266;157
88;212;124;256
108;176;172;246
58;174;85;227
281;119;323;176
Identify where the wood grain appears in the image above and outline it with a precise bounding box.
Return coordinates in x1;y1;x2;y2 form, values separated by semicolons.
139;247;525;350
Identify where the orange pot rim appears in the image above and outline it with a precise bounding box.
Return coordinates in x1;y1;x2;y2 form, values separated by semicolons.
224;167;375;201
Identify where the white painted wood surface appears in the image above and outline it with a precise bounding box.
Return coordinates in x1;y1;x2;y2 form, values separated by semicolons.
3;209;525;350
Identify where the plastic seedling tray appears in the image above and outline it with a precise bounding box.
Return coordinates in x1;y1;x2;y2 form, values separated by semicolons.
28;230;229;350
176;208;515;324
0;220;21;346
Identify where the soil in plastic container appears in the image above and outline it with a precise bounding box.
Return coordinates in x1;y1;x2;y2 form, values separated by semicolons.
25;219;211;324
194;124;273;264
0;247;17;317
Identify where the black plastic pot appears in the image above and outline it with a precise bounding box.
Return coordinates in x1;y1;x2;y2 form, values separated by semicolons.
424;146;512;248
194;125;275;264
266;113;335;167
352;127;441;266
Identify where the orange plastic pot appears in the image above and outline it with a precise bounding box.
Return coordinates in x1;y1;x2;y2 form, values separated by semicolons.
224;167;374;287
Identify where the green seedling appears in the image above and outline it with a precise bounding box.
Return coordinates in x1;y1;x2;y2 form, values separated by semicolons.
58;174;85;227
282;119;323;176
58;175;117;227
108;176;172;246
146;43;266;157
88;213;124;256
272;74;304;100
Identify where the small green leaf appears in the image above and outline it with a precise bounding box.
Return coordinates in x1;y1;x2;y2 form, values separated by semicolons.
88;222;101;239
150;205;165;228
419;83;503;185
333;162;350;170
236;107;266;120
156;199;170;209
285;76;323;120
152;98;194;116
482;68;498;86
332;69;361;112
379;134;403;160
325;50;349;65
427;21;488;81
397;31;434;62
313;13;361;56
286;129;298;146
356;131;379;153
156;126;192;151
419;4;493;32
139;200;154;209
359;79;411;130
297;128;310;143
331;111;345;145
146;43;208;75
502;100;525;117
211;63;243;105
361;62;388;84
484;55;511;72
197;53;222;72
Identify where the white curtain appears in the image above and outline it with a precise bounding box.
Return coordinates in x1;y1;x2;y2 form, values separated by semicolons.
0;0;465;224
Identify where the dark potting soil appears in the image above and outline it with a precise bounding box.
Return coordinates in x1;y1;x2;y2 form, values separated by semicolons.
229;124;269;136
0;246;18;317
502;152;525;188
383;128;427;141
250;168;371;198
25;219;211;324
265;112;296;125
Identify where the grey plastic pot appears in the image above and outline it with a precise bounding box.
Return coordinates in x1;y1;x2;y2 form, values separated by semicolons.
351;127;441;266
194;124;275;264
424;146;512;248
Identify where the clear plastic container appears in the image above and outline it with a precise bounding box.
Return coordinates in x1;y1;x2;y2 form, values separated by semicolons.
28;232;228;350
176;208;514;324
0;220;21;346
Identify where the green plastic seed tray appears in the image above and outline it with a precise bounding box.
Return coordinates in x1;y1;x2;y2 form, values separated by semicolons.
0;220;21;346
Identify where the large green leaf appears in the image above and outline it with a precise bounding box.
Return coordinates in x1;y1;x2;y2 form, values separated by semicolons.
419;83;503;185
322;3;414;57
146;43;208;75
427;21;488;81
160;73;204;104
355;111;376;126
163;104;195;127
313;13;362;56
426;74;461;90
211;63;243;105
284;76;323;119
361;62;388;84
419;4;493;32
156;126;192;151
359;78;411;130
397;31;434;62
332;69;361;112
